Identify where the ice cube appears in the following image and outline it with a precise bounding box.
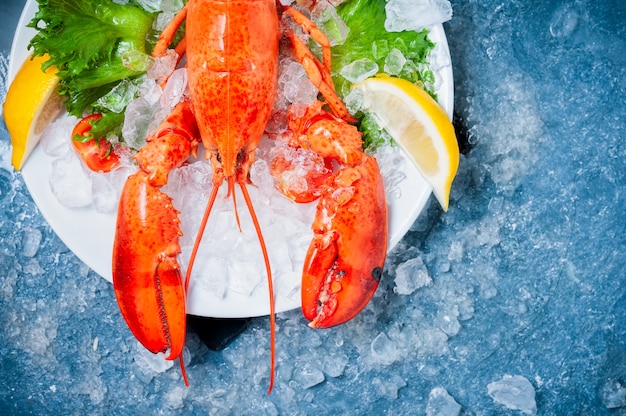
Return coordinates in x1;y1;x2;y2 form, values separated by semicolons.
385;0;453;32
98;79;139;113
40;117;77;158
160;67;188;111
372;39;390;61
160;0;184;13
136;0;162;13
394;256;432;295
49;157;93;208
294;362;325;389
372;375;407;400
311;0;350;47
322;351;349;378
121;50;153;73
149;49;179;82
601;379;626;409
426;387;462;416
21;227;42;258
370;332;398;365
549;5;579;39
384;48;407;76
339;58;379;83
487;375;537;415
122;97;157;149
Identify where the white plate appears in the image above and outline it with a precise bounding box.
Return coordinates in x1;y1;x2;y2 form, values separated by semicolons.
9;0;453;318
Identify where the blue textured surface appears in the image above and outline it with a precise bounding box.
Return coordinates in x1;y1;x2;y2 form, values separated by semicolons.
1;0;625;414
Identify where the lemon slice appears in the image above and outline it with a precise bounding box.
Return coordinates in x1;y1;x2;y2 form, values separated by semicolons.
353;74;459;211
3;53;63;171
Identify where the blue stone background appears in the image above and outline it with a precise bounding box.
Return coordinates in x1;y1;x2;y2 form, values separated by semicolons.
1;0;625;414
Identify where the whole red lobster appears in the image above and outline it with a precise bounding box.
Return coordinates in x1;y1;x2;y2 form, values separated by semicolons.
112;0;387;392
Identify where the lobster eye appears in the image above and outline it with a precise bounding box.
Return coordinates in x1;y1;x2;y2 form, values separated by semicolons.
215;152;222;163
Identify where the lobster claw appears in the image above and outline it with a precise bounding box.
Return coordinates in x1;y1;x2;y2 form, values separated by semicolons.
113;171;187;361
112;99;199;379
301;157;387;328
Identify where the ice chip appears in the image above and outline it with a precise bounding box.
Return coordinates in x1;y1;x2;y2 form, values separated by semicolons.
49;157;93;208
372;39;390;61
384;48;407;76
149;49;179;81
40;117;77;158
311;0;350;46
372;374;407;399
602;379;626;409
371;332;398;365
394;256;432;295
97;78;139;113
122;97;157;149
549;5;579;39
136;0;162;13
160;0;185;13
294;362;325;389
385;0;453;32
161;68;188;110
21;227;42;258
426;387;462;416
133;341;175;375
121;49;153;72
339;58;379;83
487;375;537;415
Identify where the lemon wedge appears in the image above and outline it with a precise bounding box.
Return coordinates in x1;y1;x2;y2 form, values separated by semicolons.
353;74;459;211
3;53;63;171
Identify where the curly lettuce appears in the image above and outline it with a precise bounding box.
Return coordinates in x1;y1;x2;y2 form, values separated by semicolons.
27;0;157;118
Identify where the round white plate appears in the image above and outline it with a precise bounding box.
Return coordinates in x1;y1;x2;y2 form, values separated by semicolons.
9;0;453;318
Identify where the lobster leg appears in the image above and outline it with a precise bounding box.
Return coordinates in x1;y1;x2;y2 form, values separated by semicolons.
282;7;357;123
113;99;199;384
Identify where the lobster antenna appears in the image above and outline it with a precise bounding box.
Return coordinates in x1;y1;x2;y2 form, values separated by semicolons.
238;181;276;395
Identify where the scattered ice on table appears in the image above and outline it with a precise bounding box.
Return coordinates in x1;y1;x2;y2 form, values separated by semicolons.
339;58;379;83
487;375;537;415
293;362;325;389
21;227;42;258
384;48;407;76
385;0;453;32
164;386;187;410
370;332;399;365
549;4;579;39
601;379;626;409
372;374;406;399
394;256;432;295
426;387;462;416
132;341;174;382
322;351;349;378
